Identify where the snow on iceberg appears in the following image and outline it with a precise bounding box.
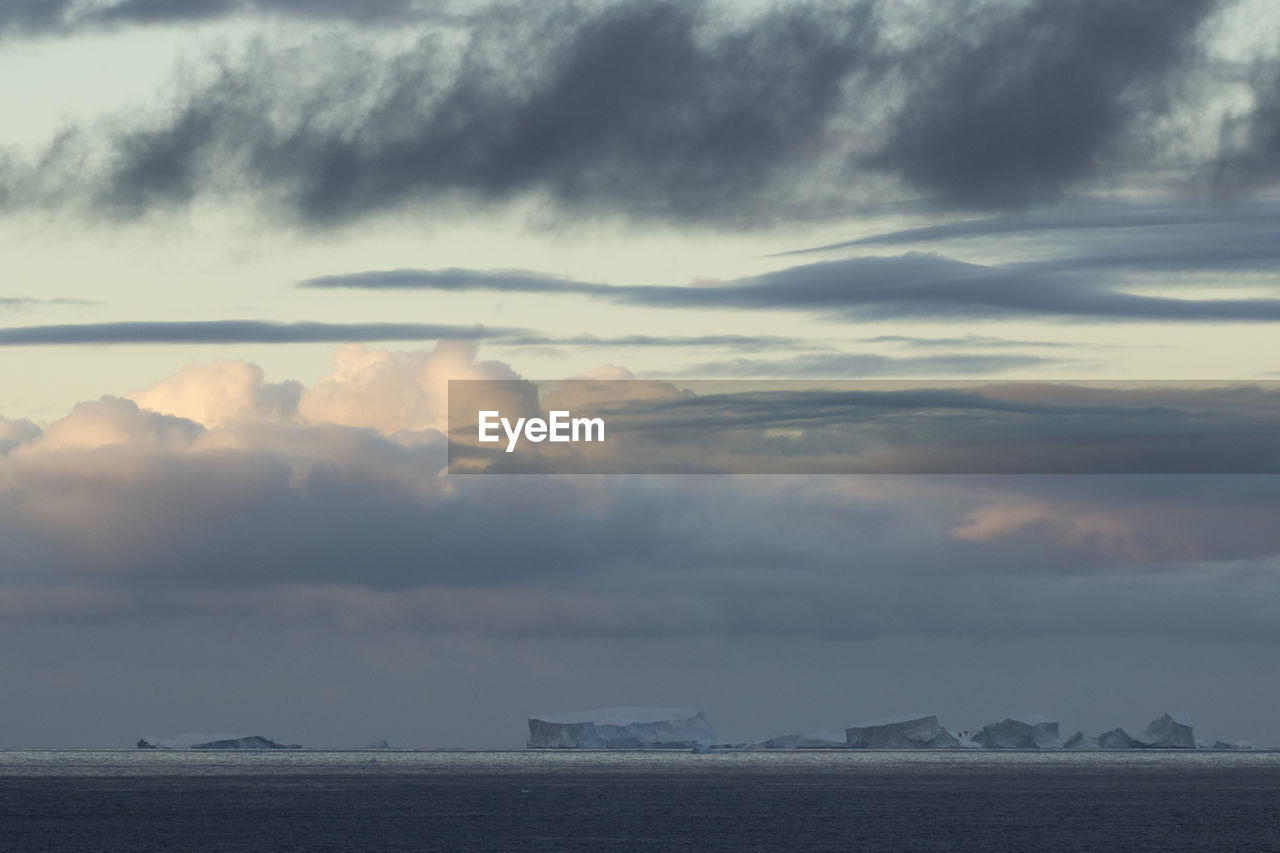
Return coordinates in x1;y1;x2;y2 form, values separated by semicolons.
137;733;301;750
526;707;717;749
845;714;961;749
973;716;1061;749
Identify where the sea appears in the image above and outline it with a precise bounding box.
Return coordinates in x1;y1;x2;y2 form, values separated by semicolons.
2;749;1278;851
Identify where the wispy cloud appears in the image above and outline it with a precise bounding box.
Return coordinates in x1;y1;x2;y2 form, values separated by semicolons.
0;320;513;345
299;253;1280;322
671;352;1060;377
499;333;816;351
857;335;1074;349
0;296;100;310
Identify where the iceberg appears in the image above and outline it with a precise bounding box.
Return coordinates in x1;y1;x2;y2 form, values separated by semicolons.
137;733;301;750
845;714;961;749
1210;740;1253;750
795;732;848;749
1097;727;1145;749
973;716;1061;749
1092;713;1196;749
526;707;716;749
756;732;847;749
1063;731;1100;750
1140;712;1195;749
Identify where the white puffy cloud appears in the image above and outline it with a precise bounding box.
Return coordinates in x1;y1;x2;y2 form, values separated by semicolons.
34;397;203;452
296;341;519;434
127;359;302;428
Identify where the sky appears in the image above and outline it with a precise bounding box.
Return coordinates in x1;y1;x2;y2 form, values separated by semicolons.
2;0;1280;748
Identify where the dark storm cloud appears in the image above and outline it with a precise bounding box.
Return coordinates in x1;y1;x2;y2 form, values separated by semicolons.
6;0;1262;222
0;320;513;344
90;0;239;25
82;1;883;225
1212;58;1280;190
868;0;1220;206
0;0;71;34
300;252;1280;322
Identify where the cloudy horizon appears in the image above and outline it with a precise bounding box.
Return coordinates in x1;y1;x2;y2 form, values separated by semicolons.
2;0;1280;748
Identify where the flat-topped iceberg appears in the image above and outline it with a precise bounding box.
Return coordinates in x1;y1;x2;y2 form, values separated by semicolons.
973;716;1061;749
527;707;716;749
845;714;961;749
137;733;301;750
795;732;848;748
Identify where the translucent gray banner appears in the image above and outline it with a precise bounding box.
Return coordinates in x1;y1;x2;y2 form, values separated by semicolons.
447;379;1280;474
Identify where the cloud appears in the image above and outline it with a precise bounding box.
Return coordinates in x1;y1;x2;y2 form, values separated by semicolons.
127;359;302;428
3;348;1280;654
867;0;1221;206
1215;63;1280;192
0;0;430;34
671;352;1058;377
299;252;1280;322
63;1;883;225
0;0;73;36
297;341;518;433
777;204;1240;255
857;335;1073;349
6;0;1270;223
0;414;40;453
0;320;514;345
36;396;203;452
0;296;98;311
454;380;1280;475
0;315;811;352
302;267;606;295
498;333;816;351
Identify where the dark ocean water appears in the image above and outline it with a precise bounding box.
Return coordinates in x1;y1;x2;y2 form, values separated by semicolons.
2;750;1278;852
